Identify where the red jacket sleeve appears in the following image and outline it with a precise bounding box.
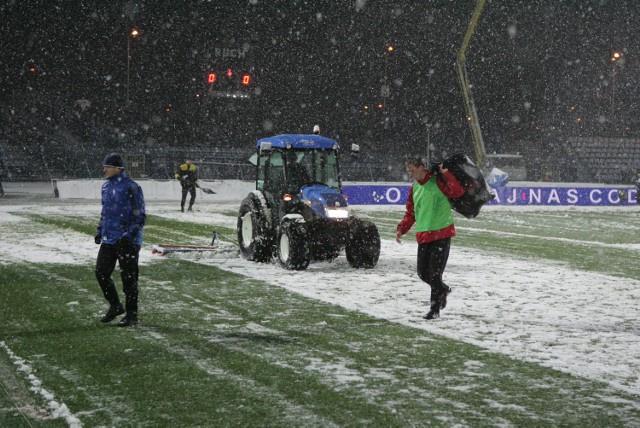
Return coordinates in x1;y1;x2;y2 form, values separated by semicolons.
437;170;465;198
397;184;416;234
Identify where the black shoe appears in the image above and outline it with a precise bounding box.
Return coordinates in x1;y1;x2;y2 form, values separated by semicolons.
423;309;440;320
439;286;452;310
100;304;125;323
116;315;139;327
181;206;185;212
187;206;193;212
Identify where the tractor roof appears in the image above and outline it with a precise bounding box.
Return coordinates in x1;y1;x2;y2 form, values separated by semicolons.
256;134;339;150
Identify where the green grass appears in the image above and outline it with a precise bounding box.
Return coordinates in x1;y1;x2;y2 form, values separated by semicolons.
24;213;237;247
2;208;640;426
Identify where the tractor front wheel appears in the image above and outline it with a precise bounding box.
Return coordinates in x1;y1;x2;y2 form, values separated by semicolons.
345;220;380;269
237;195;273;262
277;219;310;270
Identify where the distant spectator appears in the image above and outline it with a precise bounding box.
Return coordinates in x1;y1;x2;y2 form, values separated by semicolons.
623;168;636;185
175;160;198;212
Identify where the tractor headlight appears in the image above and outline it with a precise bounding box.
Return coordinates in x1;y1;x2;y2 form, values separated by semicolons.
326;208;349;219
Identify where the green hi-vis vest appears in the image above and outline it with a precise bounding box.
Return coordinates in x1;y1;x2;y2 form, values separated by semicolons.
412;176;454;232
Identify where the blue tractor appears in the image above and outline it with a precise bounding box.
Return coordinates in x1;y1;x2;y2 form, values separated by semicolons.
237;134;381;270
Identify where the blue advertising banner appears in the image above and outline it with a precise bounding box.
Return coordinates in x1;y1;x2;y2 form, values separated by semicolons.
342;185;638;206
343;185;411;205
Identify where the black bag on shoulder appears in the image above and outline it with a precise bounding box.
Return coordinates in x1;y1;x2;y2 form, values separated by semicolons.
440;154;495;219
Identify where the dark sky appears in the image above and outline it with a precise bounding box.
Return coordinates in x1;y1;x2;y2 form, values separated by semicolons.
2;0;640;159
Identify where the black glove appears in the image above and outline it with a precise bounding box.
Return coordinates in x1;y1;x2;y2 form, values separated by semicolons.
117;236;132;252
94;234;102;245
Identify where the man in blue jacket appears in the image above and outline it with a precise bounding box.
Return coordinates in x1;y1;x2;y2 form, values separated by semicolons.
95;153;146;327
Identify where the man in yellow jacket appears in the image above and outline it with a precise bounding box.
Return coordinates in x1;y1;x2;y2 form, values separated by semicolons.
175;160;198;212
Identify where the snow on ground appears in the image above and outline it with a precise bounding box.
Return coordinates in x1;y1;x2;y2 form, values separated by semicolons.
1;200;639;400
203;237;640;398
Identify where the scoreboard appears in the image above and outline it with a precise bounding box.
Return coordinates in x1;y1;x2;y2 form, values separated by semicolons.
205;68;254;99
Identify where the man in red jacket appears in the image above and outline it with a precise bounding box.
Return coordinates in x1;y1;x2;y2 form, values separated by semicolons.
395;155;465;320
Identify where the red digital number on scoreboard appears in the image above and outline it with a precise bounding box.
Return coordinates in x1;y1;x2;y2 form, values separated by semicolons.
206;70;252;86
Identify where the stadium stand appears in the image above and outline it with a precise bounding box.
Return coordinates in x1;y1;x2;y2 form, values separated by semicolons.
0;138;408;183
8;128;640;184
567;137;640;184
6;91;639;184
0;93;406;182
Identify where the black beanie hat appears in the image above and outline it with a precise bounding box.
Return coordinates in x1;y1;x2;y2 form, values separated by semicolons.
103;153;125;168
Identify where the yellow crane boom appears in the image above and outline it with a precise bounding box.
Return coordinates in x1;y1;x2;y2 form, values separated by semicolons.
456;0;487;169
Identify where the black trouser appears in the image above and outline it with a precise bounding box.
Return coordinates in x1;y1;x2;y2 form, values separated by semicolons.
181;185;196;208
95;243;140;316
416;237;451;305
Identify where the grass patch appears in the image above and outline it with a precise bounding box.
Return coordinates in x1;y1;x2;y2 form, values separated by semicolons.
1;259;639;426
2;207;640;425
22;213;236;246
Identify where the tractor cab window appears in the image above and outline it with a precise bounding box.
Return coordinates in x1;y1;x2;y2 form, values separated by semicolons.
320;150;340;190
255;152;265;191
286;151;313;190
285;149;340;191
257;150;286;194
265;151;285;194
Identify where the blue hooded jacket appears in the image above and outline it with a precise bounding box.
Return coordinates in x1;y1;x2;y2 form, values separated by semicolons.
97;170;146;246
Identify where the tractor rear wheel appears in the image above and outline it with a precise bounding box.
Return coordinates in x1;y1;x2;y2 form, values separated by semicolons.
237;195;273;262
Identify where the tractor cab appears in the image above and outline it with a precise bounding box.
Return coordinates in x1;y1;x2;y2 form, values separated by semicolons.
250;134;347;223
252;134;341;191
